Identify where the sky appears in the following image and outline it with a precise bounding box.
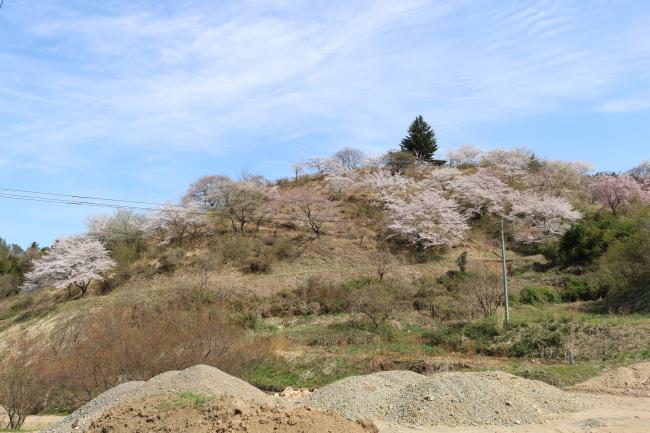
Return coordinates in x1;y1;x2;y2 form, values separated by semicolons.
0;0;649;247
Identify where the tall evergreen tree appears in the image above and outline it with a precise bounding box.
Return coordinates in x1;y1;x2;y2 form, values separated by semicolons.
400;115;438;162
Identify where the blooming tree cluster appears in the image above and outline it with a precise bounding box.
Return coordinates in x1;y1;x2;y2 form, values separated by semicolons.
508;192;581;244
446;144;482;167
183;175;276;234
446;170;513;217
145;204;205;244
361;170;415;203
385;190;469;248
21;235;115;296
481;148;536;178
324;170;359;200
526;160;592;196
87;209;148;247
589;174;643;215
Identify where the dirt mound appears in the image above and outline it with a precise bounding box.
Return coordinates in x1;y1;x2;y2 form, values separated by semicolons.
86;394;378;433
43;365;272;433
572;362;650;396
302;370;582;427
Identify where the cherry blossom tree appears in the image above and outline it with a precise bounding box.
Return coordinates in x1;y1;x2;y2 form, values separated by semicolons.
362;170;415;203
481;148;536;178
385;190;469;248
589;174;643;215
420;166;461;193
447;170;514;217
324;170;359;200
87;209;148;248
333;147;365;170
446;145;482;167
20;235;116;296
304;157;338;175
183;175;276;233
508;192;581;244
526;160;592;196
628;160;650;179
145;203;205;243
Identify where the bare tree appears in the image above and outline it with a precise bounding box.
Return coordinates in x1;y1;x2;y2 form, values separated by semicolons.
0;338;48;430
283;188;337;238
370;249;393;281
465;266;504;318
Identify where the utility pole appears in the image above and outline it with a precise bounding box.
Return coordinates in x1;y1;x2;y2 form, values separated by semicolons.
500;218;510;327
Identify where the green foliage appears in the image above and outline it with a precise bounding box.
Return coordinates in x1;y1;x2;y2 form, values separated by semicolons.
501;321;570;358
400;115;438;162
383;150;416;174
596;226;650;313
548;212;638;268
455;251;468;273
519;286;561;304
561;277;604;302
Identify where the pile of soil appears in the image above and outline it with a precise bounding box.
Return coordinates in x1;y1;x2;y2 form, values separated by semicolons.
301;370;582;427
43;365;273;433
572;361;650;396
86;395;378;433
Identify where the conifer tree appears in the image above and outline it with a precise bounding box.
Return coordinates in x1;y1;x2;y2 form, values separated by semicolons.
400;115;438;162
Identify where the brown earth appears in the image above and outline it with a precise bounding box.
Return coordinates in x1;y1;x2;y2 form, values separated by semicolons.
85;394;378;433
570;361;650;397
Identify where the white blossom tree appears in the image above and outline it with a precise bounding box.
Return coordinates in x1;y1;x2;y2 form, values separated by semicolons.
446;145;482;167
183;175;275;233
86;209;148;248
333;147;365;171
447;170;514;217
507;192;581;244
145;203;205;244
362;170;415;203
304;157;338;175
482;148;536;178
385;190;469;248
21;235;116;296
324;170;359;200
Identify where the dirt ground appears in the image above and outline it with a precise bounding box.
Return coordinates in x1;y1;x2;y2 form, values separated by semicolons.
374;392;650;433
26;392;650;433
84;394;378;433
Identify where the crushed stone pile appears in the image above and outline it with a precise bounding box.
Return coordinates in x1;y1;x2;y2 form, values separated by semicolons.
86;395;378;433
43;365;272;433
572;361;650;397
301;370;583;427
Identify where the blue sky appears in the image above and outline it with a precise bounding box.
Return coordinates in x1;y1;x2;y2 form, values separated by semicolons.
1;0;649;247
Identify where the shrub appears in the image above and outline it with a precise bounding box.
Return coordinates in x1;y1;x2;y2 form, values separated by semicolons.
561;277;604;302
498;321;570;358
241;255;272;274
0;338;50;430
519;286;561;304
348;283;397;330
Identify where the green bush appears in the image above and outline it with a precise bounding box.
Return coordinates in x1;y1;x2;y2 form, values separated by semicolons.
502;321;570;358
548;212;638;268
519;286;561;304
561;277;605;302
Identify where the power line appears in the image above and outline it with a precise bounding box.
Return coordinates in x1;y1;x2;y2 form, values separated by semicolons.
0;190;359;223
0;187;184;208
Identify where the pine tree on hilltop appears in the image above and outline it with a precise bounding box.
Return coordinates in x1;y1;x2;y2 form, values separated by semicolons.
400;115;438;162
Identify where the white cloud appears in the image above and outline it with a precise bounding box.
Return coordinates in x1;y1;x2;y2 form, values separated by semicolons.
0;0;649;169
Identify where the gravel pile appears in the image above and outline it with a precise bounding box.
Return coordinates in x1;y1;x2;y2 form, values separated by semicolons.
43;365;272;433
302;370;582;427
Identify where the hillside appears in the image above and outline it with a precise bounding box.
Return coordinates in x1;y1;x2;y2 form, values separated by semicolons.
1;147;649;430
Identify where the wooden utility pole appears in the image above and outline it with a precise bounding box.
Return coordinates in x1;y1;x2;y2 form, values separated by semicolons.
500;218;510;327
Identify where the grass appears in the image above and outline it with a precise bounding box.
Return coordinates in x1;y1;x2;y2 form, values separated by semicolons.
155;392;213;411
502;361;605;387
